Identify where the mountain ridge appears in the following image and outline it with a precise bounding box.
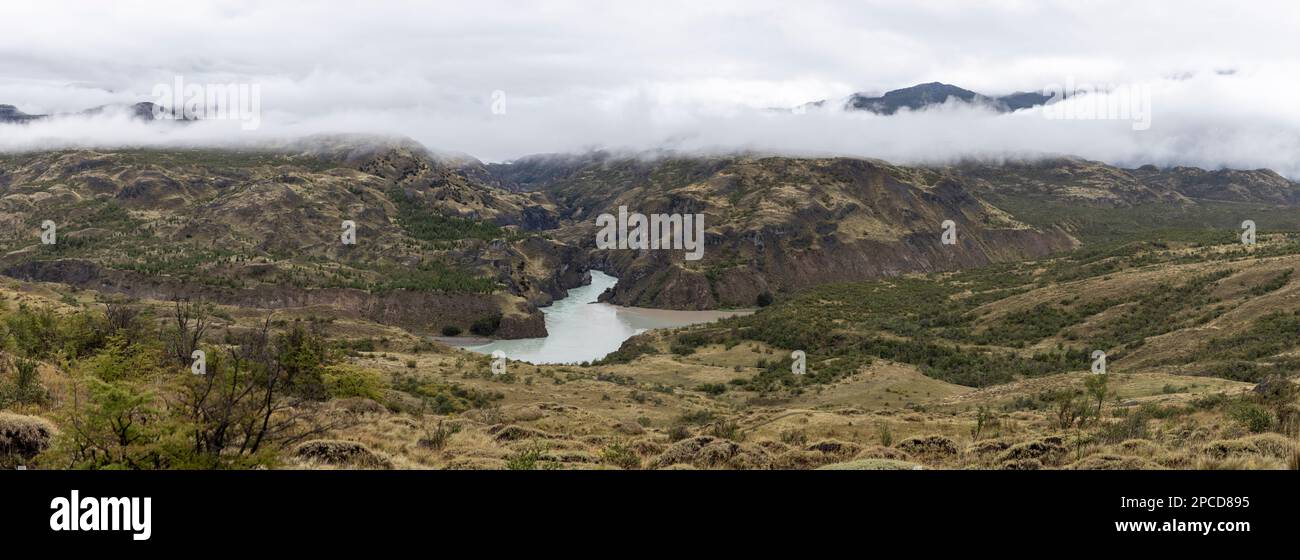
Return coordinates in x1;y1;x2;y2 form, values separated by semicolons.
800;81;1053;114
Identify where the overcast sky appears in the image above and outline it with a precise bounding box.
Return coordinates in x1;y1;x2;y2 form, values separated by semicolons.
2;0;1298;175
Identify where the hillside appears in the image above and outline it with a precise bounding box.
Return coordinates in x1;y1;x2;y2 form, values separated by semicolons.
0;142;584;339
493;154;1078;309
489;152;1300;309
1;228;1295;471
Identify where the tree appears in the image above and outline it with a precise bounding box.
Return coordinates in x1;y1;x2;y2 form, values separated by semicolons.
1084;374;1110;421
167;298;211;367
103;299;144;336
59;377;165;469
175;316;332;466
1050;388;1090;430
972;405;997;439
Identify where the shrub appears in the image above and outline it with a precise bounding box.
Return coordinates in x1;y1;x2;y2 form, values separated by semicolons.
441;325;463;337
470;314;502;336
601;441;642;470
676;410;716;426
876;422;894;447
998;437;1068;466
669;342;697;356
1228;402;1275;433
780;429;809;446
896;435;959;460
816;459;920;470
57;378;166;469
418;420;462;451
697;383;727;396
3;357;47;405
3;304;62;359
709;420;745;442
294;440;391;469
323;366;386;400
78;335;160;382
506;441;552;470
0;413;55;468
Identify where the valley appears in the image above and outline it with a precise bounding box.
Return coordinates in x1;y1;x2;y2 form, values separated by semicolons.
1;138;1298;471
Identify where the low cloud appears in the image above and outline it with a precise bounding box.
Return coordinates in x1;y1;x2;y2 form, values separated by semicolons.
1;1;1297;175
4;70;1300;178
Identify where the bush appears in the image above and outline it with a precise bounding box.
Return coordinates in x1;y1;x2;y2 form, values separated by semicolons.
323;366;386;400
294;440;391;469
816;459;920;470
708;420;745;442
896;435;959;459
676;410;716;426
78;335;160;382
876;422;894;447
697;383;727;396
669;342;697;356
470;314;502;337
601;441;642;469
506;441;552;470
780;429;809;446
441;325;463;337
418;420;462;451
0;413;55;468
756;292;774;307
2;357;47;406
1228;402;1275;433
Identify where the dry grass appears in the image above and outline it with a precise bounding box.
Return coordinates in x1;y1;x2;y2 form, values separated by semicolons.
0;412;56;468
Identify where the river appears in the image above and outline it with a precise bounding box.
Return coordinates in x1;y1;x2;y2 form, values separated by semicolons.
459;270;751;364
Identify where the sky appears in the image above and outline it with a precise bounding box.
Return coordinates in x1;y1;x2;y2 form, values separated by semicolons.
1;0;1298;175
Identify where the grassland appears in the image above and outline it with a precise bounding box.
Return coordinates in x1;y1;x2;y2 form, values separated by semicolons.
3;228;1297;470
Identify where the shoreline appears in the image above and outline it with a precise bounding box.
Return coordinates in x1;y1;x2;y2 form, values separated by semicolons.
440;303;756;349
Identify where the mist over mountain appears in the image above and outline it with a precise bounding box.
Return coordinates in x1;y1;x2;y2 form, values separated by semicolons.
0;101;169;124
803;82;1053;114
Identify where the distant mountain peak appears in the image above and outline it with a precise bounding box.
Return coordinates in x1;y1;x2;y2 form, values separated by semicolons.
804;82;1053;115
0;104;45;123
0;101;176;124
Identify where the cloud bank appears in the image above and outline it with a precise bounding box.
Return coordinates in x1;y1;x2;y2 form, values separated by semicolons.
1;0;1298;175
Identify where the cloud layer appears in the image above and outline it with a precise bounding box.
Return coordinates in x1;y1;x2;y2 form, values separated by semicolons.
1;0;1298;175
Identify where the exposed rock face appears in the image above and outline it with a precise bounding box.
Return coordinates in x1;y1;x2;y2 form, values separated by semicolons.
502;154;1078;309
489;152;1300;310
